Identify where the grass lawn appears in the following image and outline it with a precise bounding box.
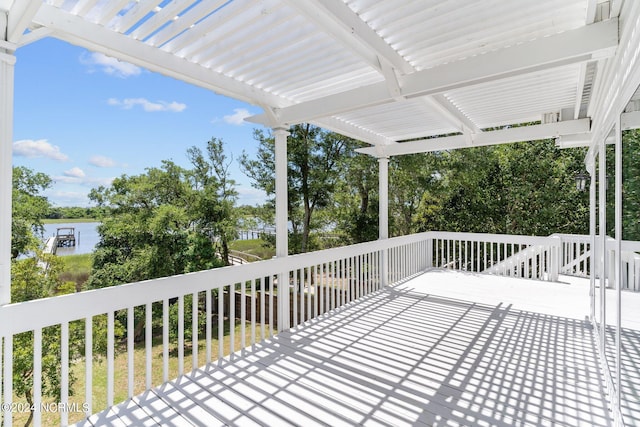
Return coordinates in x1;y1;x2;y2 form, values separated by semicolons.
59;254;92;292
43;218;100;224
11;322;265;426
229;239;275;260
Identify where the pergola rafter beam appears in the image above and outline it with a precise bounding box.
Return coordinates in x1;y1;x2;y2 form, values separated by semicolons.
96;0;133;27
425;94;481;135
6;0;41;43
250;19;618;127
33;4;288;108
146;0;228;47
312;116;396;146
356;119;591;157
71;0;101;17
283;0;413;75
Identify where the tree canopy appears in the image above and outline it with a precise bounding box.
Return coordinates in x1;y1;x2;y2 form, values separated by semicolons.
87;139;236;289
12;166;52;258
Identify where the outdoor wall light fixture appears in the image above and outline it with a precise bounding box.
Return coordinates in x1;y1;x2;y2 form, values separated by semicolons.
575;172;589;192
574;172;611;192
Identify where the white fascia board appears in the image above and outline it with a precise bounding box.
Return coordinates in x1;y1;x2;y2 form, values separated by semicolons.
264;19;618;126
34;4;288;108
7;0;41;43
283;0;413;75
0;1;12;13
356;119;591;157
556;133;593;148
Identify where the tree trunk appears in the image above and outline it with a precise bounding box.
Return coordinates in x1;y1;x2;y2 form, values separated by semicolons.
24;389;34;427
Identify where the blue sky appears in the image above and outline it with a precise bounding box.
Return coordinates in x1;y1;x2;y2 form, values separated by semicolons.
12;37;268;207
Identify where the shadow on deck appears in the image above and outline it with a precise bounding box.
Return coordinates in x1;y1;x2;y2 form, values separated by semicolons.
77;270;613;427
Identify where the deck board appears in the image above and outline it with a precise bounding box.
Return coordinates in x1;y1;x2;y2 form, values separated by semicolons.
77;270;615;427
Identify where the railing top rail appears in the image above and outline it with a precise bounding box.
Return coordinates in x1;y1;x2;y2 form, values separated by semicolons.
429;231;561;246
621;240;640;252
0;232;430;336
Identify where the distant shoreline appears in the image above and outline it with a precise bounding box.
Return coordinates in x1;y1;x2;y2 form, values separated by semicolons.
43;218;101;224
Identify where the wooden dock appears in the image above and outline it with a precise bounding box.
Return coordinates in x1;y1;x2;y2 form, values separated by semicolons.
55;227;76;247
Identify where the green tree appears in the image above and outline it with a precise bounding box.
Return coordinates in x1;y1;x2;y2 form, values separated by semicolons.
186;138;239;265
240;125;350;253
331;142;379;243
87;160;205;289
413;140;589;236
12;167;52;258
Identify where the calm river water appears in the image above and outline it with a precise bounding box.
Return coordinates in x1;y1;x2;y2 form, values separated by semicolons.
43;222;100;256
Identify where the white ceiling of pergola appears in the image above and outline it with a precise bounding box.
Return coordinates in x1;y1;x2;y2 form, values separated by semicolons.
0;0;627;156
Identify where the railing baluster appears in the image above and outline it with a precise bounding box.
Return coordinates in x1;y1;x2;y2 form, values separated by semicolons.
145;303;152;390
127;306;134;398
293;269;298;326
3;334;13;427
206;289;212;363
251;279;256;346
319;263;324;315
332;261;337;310
178;295;184;376
299;268;305;322
107;312;114;407
163;299;169;382
230;285;235;356
33;328;42;427
260;278;265;341
241;280;246;350
85;316;93;416
61;321;69;425
192;292;198;370
269;276;274;337
218;288;224;359
307;266;319;319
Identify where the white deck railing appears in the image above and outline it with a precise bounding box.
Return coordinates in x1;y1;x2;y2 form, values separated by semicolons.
0;232;432;427
1;230;637;426
429;231;561;281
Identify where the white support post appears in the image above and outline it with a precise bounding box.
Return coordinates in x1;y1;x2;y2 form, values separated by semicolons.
598;136;606;350
0;15;16;307
589;164;596;321
378;157;389;286
614;116;622;411
274;127;290;331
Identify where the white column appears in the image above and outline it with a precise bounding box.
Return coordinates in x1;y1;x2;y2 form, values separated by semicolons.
598;136;606;351
589;163;596;321
274;128;289;257
273;127;290;331
614;116;622;410
378;157;389;287
378;157;389;240
0;20;15;306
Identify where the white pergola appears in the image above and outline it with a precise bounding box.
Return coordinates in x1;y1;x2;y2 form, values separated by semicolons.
2;1;640;425
2;0;638;304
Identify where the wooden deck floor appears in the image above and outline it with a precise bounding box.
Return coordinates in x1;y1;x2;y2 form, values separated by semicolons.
76;270;613;427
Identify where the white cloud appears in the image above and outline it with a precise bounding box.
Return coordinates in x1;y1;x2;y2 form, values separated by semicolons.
108;97;187;112
54;173;114;187
81;52;142;78
13;139;69;161
89;155;116;168
236;186;267;206
64;167;86;178
223;108;252;125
